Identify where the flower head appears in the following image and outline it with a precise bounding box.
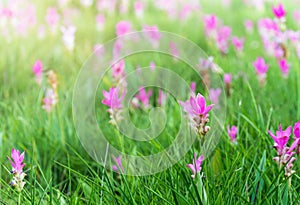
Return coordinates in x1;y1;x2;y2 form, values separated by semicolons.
272;4;286;19
224;73;232;84
9;148;26;192
187;153;204;178
253;57;269;75
294;121;300;139
136;87;153;108
112;155;124;172
232;36;244;52
227;125;238;143
209;88;221;106
116;21;132;36
278;59;289;77
102;87;125;110
179;93;213;117
268;124;292;154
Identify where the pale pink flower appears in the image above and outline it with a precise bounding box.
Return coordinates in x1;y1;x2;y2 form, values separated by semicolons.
224;73;232;84
116;20;131;36
112;60;125;81
190;82;196;93
272;4;286;19
80;0;93;7
150;61;156;70
209;88;221;106
61;25;76;51
143;25;161;47
244;20;254;33
293;11;300;24
170;42;179;60
102;87;125;110
134;1;144;18
136;87;153;108
186;153;204;178
217;26;231;54
232;36;244;52
157;89;167;106
32;60;43;84
96;14;105;31
227;125;238;143
278;59;289;77
45;7;60;30
9;148;26;192
42;88;58;112
112;155;124;172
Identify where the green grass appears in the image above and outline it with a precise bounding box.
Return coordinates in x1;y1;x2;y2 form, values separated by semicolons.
1;0;300;204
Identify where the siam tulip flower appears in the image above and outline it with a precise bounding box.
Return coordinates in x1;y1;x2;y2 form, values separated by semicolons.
204;14;217;37
102;87;126;124
170;42;179;60
179;93;213;136
209;88;221;107
136;87;153;108
253;57;269;85
190;82;196;94
293;121;300;154
113;39;123;60
244;20;254;33
111;60;125;83
61;25;76;51
199;56;214;70
150;61;156;70
134;1;144;18
112;155;124;172
45;7;60;33
32;60;43;85
272;4;286;19
268;124;298;178
143;25;161;48
232;36;244;52
42;88;58;112
227;125;238;143
217;26;231;54
186;153;204;178
8;148;26;192
224;73;232;96
268;124;292;155
116;20;131;36
278;58;289;77
157;89;168;107
95;14;105;31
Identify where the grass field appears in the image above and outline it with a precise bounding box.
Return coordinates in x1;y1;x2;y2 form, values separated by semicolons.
1;0;300;204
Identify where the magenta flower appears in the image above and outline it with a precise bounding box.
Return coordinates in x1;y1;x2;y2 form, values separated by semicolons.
32;60;43;84
272;4;286;19
9;148;26;192
116;21;132;36
227;125;238;143
224;73;232;84
204;15;217;34
268;124;292;155
217;26;231;54
232;36;244;52
278;59;289;77
179;94;213;117
112;155;124;172
253;57;269;75
102;87;125;110
136;87;153;108
209;88;221;106
190;82;196;93
150;61;156;70
294;122;300;138
112;60;125;80
143;25;161;42
187;153;204;178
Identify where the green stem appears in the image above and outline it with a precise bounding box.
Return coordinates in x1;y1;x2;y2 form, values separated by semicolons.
18;193;21;205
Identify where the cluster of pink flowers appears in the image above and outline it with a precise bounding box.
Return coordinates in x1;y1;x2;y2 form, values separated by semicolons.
268;123;300;178
8;148;26;192
179;93;213;136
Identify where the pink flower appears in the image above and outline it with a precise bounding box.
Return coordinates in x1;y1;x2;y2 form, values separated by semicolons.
134;1;144;18
150;61;156;70
96;14;105;30
157;89;167;106
32;60;43;78
217;26;231;53
209;88;221;106
170;42;179;59
179;93;213;118
232;36;244;52
227;125;238;143
112;60;125;80
253;57;269;75
293;11;300;24
9;148;26;192
116;21;132;36
272;4;286;19
42;88;58;112
190;82;196;93
294;122;300;139
186;153;204;178
112;155;124;172
143;25;161;47
45;7;60;29
244;20;253;33
278;59;289;77
102;87;125;109
204;15;217;33
268;124;292;155
136;87;153;108
224;73;232;84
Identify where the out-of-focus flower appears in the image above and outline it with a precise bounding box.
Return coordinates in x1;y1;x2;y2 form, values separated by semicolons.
293;121;300;154
278;58;289;77
209;88;221;106
253;57;269;85
244;20;253;33
80;0;93;7
293;11;300;24
224;73;232;97
179;93;213;136
96;14;105;31
186;153;204;178
150;61;156;70
134;1;144;18
143;25;161;48
32;60;43;85
232;36;244;52
42;88;58;112
112;60;125;83
112;155;124;172
46;7;60;32
170;42;179;60
190;82;196;93
136;87;153;108
217;26;231;54
61;25;76;51
116;20;131;36
204;15;217;37
199;56;214;70
157;89;168;107
227;125;238;143
272;4;286;19
9;148;26;192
